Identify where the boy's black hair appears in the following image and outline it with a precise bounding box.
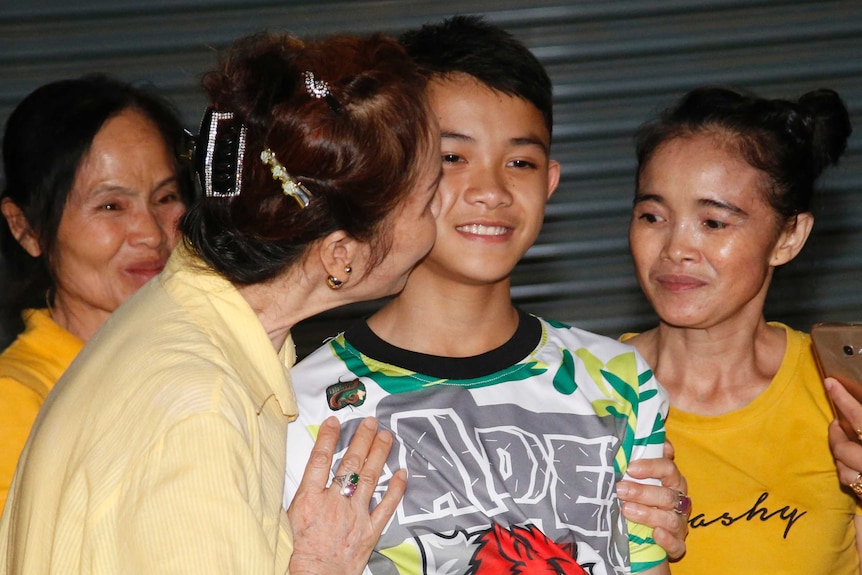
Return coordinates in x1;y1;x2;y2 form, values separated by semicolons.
399;15;553;137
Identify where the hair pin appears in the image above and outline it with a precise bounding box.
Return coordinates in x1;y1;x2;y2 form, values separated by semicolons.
260;148;313;208
304;71;331;99
303;71;342;114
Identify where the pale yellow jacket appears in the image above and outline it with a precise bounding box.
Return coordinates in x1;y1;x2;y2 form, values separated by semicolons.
0;244;299;574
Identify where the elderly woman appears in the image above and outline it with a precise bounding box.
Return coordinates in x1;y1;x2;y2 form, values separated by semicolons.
0;75;193;509
0;31;441;574
623;87;856;573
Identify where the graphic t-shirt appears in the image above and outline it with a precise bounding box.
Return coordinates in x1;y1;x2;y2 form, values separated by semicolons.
286;311;668;574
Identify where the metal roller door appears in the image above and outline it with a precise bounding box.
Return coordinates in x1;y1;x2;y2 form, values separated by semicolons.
2;0;861;357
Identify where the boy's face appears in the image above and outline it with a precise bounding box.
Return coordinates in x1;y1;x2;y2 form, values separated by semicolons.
418;74;560;287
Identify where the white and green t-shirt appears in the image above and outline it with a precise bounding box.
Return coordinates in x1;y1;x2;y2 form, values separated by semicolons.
284;310;668;575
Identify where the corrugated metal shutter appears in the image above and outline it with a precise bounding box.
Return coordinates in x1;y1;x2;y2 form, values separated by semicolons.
2;0;861;357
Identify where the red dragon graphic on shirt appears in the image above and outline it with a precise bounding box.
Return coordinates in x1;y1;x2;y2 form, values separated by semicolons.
465;523;591;575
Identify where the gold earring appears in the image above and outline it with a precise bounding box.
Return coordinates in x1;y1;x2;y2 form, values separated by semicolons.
344;264;352;275
327;275;343;289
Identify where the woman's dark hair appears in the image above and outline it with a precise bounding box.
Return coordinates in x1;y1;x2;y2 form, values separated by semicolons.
399;15;553;139
635;86;852;220
0;74;194;347
182;32;436;284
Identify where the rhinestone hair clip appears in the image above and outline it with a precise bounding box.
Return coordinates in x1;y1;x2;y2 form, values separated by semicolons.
260;148;313;208
194;108;247;198
303;70;342;114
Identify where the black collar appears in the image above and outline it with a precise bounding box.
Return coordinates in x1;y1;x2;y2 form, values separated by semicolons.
342;308;541;380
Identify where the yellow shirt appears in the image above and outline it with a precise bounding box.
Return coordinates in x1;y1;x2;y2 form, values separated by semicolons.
0;309;83;511
0;244;299;574
623;325;860;574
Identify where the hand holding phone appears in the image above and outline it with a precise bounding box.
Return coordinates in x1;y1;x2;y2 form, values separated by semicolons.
811;322;862;438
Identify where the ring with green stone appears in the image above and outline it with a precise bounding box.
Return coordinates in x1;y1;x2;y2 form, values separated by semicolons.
333;472;360;497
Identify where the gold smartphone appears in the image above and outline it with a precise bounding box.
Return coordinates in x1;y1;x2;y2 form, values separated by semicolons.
811;322;862;435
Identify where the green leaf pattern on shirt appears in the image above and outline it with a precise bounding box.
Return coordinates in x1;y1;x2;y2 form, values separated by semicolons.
330;335;547;394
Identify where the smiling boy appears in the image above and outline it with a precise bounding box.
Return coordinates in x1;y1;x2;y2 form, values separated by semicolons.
284;16;672;575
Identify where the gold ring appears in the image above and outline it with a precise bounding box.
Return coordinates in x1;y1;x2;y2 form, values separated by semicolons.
855;429;862;442
850;472;862;498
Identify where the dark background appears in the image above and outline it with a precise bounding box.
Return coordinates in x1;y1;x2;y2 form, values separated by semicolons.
2;0;861;358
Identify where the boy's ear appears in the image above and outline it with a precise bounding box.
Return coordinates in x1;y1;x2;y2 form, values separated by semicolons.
1;198;41;257
546;160;561;200
771;212;813;267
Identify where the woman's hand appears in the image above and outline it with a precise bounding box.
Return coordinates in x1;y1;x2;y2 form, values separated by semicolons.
825;378;862;499
616;441;690;561
287;416;406;575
